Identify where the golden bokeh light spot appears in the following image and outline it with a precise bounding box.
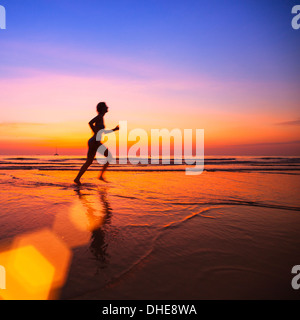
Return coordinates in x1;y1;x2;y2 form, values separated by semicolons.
0;229;72;300
12;229;72;297
0;246;53;300
11;245;55;295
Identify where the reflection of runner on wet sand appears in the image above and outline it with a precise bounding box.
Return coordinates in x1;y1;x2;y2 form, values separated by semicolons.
74;102;119;185
74;187;113;269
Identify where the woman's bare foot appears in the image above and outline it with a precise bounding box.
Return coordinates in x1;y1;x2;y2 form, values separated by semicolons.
74;178;82;186
99;176;109;183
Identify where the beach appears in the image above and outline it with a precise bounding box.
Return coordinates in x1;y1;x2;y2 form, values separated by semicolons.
0;156;300;299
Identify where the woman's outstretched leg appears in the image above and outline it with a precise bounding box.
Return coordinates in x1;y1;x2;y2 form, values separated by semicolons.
74;149;96;185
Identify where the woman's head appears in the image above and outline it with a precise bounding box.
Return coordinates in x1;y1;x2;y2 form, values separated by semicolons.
97;102;108;115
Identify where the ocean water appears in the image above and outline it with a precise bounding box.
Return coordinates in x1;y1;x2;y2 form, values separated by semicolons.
0;156;300;299
1;155;300;172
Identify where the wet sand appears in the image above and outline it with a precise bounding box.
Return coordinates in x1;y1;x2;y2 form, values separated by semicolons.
0;169;300;299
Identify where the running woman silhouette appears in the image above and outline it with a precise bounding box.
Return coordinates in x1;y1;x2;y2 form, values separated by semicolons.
74;102;119;185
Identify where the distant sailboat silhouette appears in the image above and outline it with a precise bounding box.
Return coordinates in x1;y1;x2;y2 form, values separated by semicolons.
54;147;59;156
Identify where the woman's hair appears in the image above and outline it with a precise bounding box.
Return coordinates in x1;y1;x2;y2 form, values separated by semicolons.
96;102;108;114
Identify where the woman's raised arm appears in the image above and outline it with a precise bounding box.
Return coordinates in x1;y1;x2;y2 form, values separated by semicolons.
89;115;99;133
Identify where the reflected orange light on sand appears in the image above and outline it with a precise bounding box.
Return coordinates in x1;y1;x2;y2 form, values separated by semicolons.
53;202;91;248
70;200;105;232
0;189;110;300
0;229;72;300
69;201;93;232
53;198;105;248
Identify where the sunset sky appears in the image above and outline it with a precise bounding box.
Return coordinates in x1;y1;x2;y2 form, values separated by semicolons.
0;0;299;155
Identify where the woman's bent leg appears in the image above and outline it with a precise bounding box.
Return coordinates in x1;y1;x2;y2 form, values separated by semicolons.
99;146;112;182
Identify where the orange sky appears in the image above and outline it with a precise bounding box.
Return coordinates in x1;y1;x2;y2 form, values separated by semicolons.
0;53;299;156
1;2;300;155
